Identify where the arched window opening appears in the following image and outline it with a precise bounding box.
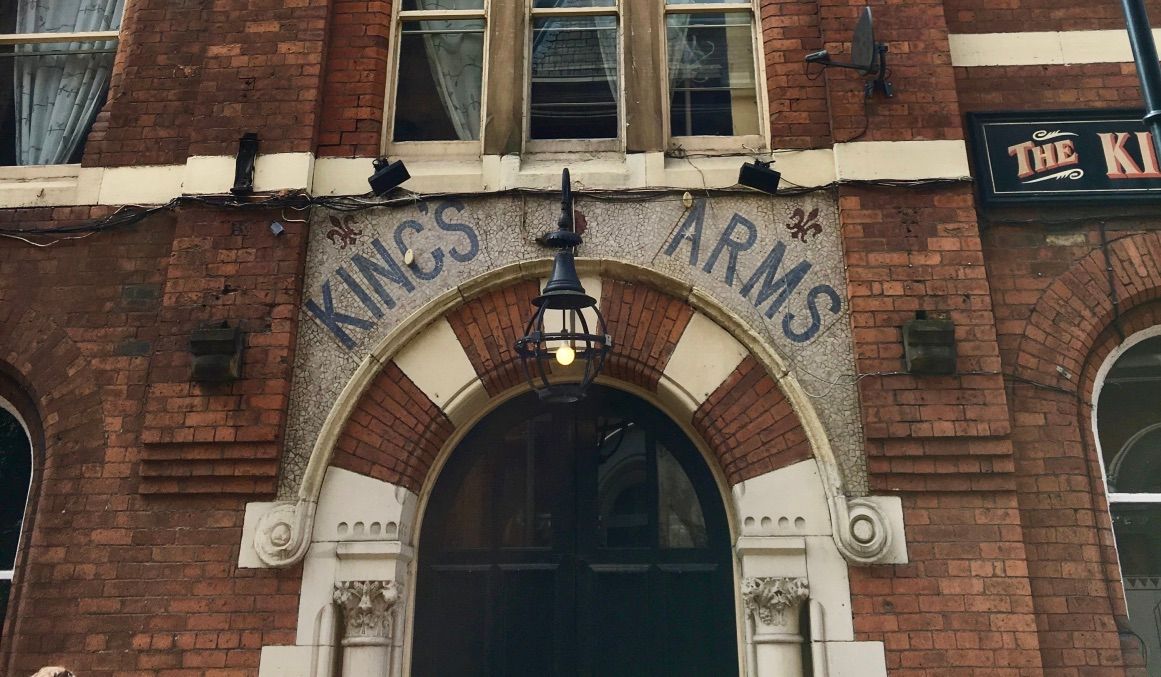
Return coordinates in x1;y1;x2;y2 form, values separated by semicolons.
1098;334;1161;666
0;403;32;637
412;386;738;676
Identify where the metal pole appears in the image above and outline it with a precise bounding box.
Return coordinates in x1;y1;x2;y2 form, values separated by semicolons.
1121;0;1161;158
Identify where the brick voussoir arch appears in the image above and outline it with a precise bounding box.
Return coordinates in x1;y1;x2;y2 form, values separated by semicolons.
259;259;873;568
1015;231;1161;391
0;302;105;675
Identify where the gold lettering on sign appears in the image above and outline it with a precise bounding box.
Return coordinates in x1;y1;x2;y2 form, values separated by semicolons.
1008;139;1081;179
1098;132;1161;178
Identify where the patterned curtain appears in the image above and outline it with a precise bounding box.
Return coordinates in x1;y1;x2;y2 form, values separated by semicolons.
415;0;484;141
14;0;124;165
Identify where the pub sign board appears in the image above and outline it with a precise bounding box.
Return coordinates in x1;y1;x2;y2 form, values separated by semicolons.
968;109;1161;205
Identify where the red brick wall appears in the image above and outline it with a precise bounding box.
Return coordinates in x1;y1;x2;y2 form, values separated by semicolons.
820;1;963;143
85;0;331;167
692;356;811;485
599;280;693;391
851;493;1044;676
761;0;830;148
945;0;1161;33
317;0;393;157
331;360;455;493
139;207;308;495
0;209;303;676
957;64;1143;114
981;227;1161;674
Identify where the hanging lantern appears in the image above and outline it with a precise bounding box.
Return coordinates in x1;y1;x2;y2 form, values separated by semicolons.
514;170;612;403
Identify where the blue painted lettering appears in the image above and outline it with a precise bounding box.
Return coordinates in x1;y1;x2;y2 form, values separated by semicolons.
394;220;444;281
739;241;813;319
351;239;415;310
336;267;383;319
663;200;705;266
703;213;757;287
305;280;376;349
782;284;841;343
435;200;479;263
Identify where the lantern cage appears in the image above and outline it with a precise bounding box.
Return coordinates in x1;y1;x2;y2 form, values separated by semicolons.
515;168;612;403
514;275;611;403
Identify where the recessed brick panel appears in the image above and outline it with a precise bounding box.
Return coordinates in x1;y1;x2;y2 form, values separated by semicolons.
599;280;694;392
331;360;455;493
692;356;811;485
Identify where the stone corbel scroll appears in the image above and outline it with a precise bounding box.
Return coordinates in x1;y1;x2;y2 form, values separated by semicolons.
254;499;316;567
829;495;906;565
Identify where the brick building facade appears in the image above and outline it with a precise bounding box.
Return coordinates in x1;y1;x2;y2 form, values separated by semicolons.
0;0;1159;675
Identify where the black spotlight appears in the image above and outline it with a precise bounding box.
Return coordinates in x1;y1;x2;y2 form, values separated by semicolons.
368;158;410;195
738;159;781;195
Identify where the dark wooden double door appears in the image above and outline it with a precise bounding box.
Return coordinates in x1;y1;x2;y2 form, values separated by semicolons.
412;387;738;676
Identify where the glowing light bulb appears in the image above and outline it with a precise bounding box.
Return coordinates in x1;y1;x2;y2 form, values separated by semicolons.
555;344;576;366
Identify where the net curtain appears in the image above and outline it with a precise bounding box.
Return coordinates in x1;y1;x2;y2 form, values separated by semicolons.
14;0;123;165
413;0;484;141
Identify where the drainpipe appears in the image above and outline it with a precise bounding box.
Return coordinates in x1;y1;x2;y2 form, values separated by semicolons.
1121;0;1161;158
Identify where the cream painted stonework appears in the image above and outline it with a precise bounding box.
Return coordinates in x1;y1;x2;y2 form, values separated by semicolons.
251;458;898;677
282;193;868;501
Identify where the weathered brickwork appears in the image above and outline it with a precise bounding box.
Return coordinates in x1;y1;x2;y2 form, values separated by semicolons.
317;0;393;157
598;280;693;391
0;211;302;676
692;356;812;485
840;186;1013;498
981;226;1161;674
850;494;1045;676
446;280;542;396
85;0;330;167
820;0;963;143
760;0;830;148
945;0;1161;33
331;360;455;493
139;207;308;495
957;64;1143;114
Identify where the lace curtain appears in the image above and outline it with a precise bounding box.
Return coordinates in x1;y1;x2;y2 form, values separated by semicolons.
413;0;484;141
14;0;123;165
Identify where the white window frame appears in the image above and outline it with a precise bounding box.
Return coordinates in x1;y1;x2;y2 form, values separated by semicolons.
662;0;767;155
0;397;34;588
381;0;769;158
522;0;623;155
0;24;122;168
1091;323;1161;667
383;0;489;160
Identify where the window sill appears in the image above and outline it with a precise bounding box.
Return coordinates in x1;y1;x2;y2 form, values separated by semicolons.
0;164;94;208
313;150;837;195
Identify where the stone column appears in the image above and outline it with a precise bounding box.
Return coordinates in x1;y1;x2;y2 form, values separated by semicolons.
334;580;403;677
741;576;810;677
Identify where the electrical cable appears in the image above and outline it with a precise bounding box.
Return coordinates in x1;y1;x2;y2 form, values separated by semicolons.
0;177;975;241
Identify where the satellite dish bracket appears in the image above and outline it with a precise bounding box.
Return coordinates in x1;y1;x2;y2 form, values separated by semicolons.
803;6;894;98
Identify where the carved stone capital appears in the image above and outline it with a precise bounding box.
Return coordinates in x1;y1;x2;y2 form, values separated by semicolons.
334;580;404;644
741;576;809;629
252;500;314;567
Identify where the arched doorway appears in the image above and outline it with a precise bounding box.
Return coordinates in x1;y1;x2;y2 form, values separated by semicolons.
411;385;738;676
1096;333;1161;666
0;401;32;638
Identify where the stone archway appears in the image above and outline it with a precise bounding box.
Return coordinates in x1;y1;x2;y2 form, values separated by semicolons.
244;264;905;677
